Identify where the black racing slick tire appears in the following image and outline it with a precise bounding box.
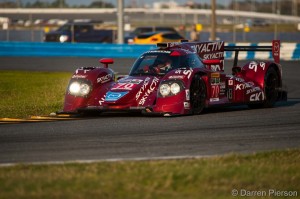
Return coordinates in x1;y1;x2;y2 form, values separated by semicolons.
249;67;279;109
190;75;207;114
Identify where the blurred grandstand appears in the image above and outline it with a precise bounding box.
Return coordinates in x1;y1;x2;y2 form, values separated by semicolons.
0;0;300;42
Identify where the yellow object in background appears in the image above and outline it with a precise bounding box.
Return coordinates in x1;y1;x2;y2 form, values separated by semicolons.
196;24;202;32
134;31;184;44
244;26;250;32
44;27;50;33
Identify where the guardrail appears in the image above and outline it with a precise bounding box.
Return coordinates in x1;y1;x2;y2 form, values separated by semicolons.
0;41;299;60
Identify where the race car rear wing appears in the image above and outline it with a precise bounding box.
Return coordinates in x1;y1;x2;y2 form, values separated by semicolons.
157;40;280;71
224;40;280;67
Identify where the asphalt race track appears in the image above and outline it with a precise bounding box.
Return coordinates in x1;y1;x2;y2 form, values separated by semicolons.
0;57;299;164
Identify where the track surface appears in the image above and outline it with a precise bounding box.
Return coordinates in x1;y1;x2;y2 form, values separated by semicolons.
0;58;299;164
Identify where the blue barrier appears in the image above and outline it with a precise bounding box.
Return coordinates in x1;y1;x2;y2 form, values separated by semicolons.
292;43;300;60
0;41;299;60
0;42;156;58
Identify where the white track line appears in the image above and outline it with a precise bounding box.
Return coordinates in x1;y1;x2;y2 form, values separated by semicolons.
0;155;217;167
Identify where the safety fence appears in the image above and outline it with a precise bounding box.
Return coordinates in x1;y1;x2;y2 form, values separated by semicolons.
0;41;299;60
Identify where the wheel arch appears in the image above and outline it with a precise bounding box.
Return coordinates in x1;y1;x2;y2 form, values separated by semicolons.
268;63;282;88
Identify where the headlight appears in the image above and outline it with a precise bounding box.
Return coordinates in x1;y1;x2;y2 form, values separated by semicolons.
69;81;91;96
80;83;90;95
59;35;69;43
69;82;81;95
170;83;180;95
158;80;184;97
159;84;171;97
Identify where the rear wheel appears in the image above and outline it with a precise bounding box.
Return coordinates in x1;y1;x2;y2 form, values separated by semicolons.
190;75;206;114
249;67;279;109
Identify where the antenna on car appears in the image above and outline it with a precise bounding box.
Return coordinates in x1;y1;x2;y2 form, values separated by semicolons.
156;42;181;48
157;43;168;48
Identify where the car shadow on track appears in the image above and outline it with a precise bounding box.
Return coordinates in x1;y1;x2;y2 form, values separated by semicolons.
75;99;299;119
2;99;298;125
202;98;300;114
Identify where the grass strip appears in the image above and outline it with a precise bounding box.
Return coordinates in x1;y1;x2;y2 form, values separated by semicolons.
0;149;299;199
0;71;71;118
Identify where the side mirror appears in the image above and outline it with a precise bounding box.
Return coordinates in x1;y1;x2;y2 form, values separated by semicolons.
99;58;114;68
117;75;128;81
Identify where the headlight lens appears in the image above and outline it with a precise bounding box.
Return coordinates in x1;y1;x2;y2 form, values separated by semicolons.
159;84;170;97
159;80;184;97
69;81;91;96
59;35;69;43
80;83;90;95
69;82;81;95
170;83;180;95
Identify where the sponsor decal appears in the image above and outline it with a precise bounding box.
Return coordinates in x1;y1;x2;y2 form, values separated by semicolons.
191;41;224;60
184;102;190;109
260;62;266;70
210;64;221;71
211;77;220;84
168;75;184;79
183;69;193;79
210;98;219;102
211;85;220;101
138;77;159;105
136;77;151;100
249;61;266;72
105;91;128;102
273;40;280;56
75;68;91;74
145;50;171;54
228;79;234;86
99;94;106;105
203;52;224;60
111;80;141;90
174;69;193;79
220;82;226;95
112;83;134;90
191;41;224;53
72;74;87;79
181;48;193;54
246;87;260;95
235;82;254;90
211;73;220;78
120;79;143;84
185;89;190;101
250;92;265;101
230;76;244;82
249;62;258;72
97;74;112;84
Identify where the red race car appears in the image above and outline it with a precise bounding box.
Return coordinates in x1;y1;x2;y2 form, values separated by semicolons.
61;40;287;116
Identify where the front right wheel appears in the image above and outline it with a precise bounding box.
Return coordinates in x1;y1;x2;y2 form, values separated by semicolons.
190;75;207;114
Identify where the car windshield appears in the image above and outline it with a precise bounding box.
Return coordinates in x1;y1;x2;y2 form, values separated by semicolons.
129;52;204;76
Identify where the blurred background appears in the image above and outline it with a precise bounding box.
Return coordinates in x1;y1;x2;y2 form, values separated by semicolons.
0;0;300;43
